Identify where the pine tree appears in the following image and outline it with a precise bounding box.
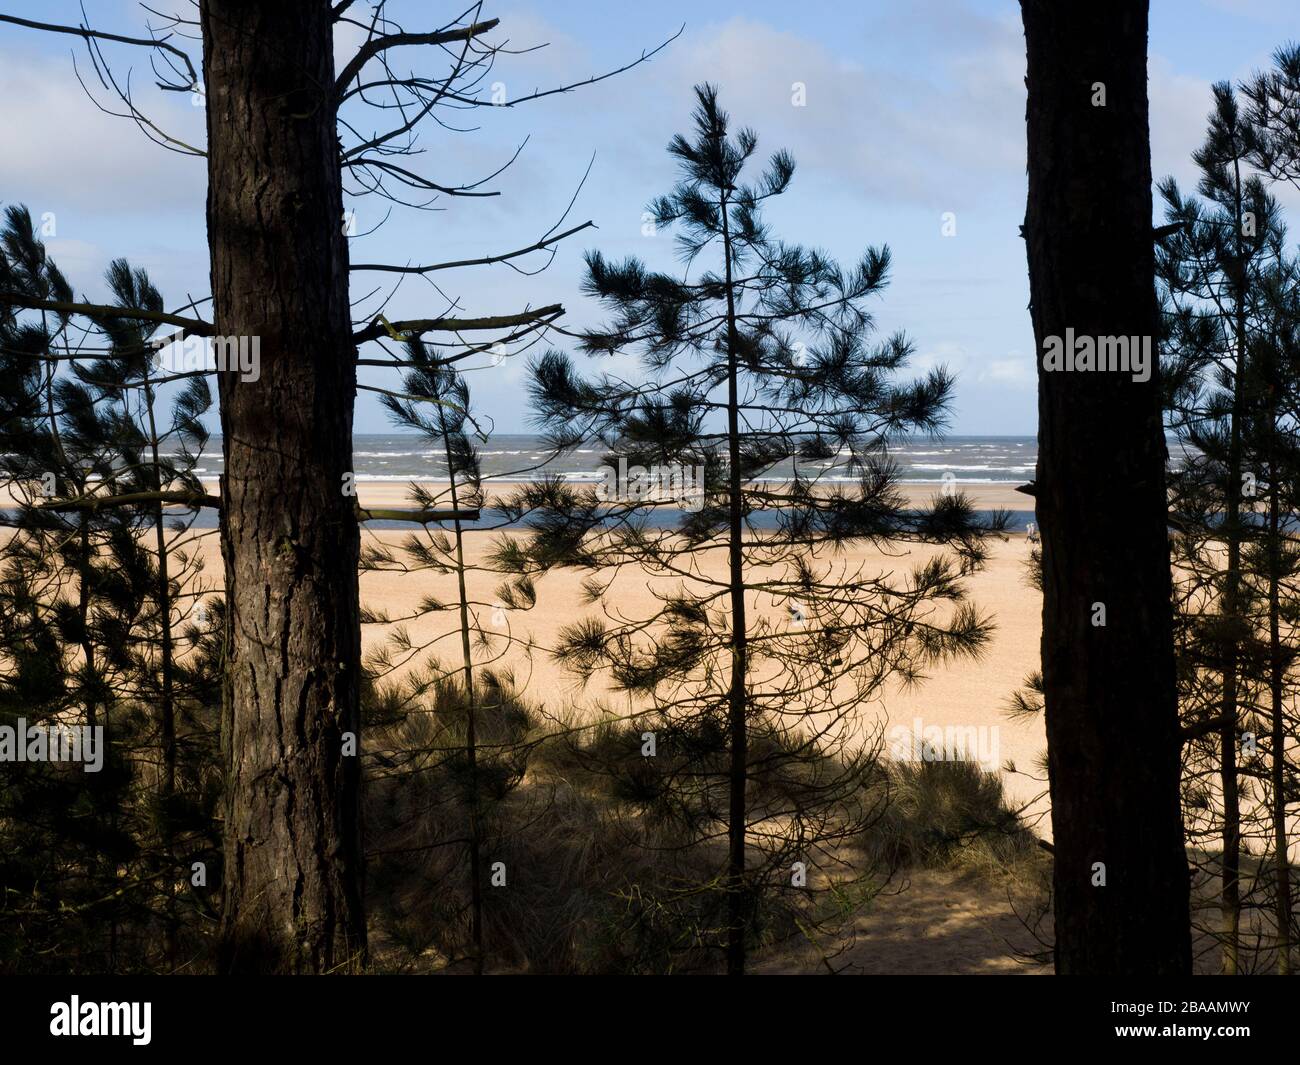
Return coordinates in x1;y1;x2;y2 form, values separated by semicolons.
0;207;223;972
1241;40;1300;976
1247;266;1300;974
515;85;1003;974
0;1;674;972
362;342;537;973
1156;84;1292;972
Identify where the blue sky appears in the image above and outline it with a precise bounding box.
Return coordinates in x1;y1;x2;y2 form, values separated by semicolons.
1;0;1297;434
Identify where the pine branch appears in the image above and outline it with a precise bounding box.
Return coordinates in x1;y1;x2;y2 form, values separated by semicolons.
4;292;564;350
353;305;563;344
334;20;501;99
0;292;214;335
35;490;479;525
351;221;595;275
356;505;481;524
0;13;198;90
36;490;221;512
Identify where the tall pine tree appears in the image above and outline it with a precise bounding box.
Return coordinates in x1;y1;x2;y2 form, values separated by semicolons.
515;85;1004;974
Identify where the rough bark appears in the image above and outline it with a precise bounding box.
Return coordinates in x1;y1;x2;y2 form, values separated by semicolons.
200;0;365;973
721;192;749;976
1020;0;1192;974
1267;454;1292;974
1217;152;1252;974
144;373;178;969
444;430;484;975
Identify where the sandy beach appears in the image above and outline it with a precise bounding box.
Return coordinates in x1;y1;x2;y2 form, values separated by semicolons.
141;479;1047;833
322;479;1034;514
0;479;1034;514
1;472;1052;975
4;476;1046;824
350;509;1047;821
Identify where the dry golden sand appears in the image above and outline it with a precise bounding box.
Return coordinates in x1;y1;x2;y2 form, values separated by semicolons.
38;477;1045;825
333;480;1034;513
12;479;1050;971
3;479;1033;513
174;480;1048;827
757;868;1052;974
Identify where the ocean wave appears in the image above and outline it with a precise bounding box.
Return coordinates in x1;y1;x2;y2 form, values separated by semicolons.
909;463;1035;472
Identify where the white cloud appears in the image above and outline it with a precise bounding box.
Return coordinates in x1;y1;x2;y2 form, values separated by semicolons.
0;50;206;214
980;355;1034;388
1148;55;1216;193
912;341;971;376
650;16;1026;209
41;237;108;281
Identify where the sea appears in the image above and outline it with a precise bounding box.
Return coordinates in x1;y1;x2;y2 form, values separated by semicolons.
177;434;1040;531
190;434;1039;488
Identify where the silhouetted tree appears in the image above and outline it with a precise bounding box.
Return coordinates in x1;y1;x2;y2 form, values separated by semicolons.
515;85;1005;974
0;209;223;972
1241;40;1300;976
1157;83;1288;972
0;1;671;972
1019;0;1192;975
362;345;539;973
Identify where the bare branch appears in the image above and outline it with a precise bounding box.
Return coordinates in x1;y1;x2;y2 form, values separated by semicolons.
36;489;221;512
335;19;501;100
357;505;481;523
0;292;214;335
0;12;198;89
428;25;685;110
352;221;594;275
74;46;205;156
352;304;563;344
355;311;558;367
341;157;501;197
34;489;480;525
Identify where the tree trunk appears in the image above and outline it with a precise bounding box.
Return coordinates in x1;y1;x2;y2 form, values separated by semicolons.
1267;453;1291;974
1020;0;1191;974
444;427;484;975
143;373;178;970
200;0;365;974
1217;159;1250;975
720;192;749;976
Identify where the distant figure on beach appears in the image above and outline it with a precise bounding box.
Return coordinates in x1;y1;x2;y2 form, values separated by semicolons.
1026;521;1040;545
